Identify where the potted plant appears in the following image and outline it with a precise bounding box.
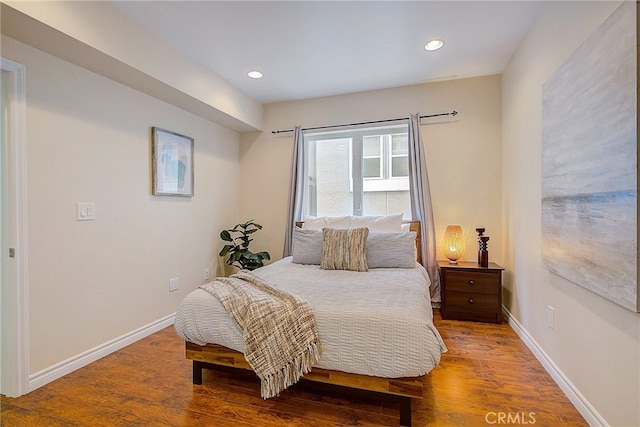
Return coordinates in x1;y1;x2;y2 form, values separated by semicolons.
219;219;271;271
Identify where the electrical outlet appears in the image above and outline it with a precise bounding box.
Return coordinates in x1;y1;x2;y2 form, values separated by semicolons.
169;277;179;292
547;305;555;330
76;202;95;221
204;269;210;280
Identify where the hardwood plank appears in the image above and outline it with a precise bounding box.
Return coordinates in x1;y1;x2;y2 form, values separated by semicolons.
1;310;587;426
1;402;79;427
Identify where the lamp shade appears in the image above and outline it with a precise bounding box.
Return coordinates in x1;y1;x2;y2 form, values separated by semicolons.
442;225;465;264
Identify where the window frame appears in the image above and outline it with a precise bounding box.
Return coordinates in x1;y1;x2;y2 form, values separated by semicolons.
303;123;410;217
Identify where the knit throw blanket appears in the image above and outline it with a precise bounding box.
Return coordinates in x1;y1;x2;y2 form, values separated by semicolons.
199;270;322;399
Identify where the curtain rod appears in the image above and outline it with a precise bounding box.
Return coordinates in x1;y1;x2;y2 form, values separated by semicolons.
271;110;458;135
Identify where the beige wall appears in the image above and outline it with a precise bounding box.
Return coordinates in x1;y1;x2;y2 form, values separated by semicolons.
502;1;639;425
2;36;241;373
240;75;502;267
1;1;262;132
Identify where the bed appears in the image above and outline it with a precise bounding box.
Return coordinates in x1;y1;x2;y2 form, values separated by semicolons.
174;218;447;426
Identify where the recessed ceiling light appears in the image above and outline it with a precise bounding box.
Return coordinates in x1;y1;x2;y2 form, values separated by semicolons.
247;70;263;79
424;39;444;51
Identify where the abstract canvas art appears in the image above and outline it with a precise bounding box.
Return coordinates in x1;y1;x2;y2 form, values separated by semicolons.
152;127;194;197
542;1;638;312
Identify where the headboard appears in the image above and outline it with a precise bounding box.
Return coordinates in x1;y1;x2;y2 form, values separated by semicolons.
408;220;422;263
294;220;422;263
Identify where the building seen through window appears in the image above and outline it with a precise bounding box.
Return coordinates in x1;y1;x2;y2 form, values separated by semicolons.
302;124;411;219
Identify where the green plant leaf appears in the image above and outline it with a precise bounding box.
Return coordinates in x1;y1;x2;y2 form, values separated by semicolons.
220;230;232;242
219;245;232;257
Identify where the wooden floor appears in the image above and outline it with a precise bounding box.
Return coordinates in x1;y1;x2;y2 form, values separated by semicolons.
2;310;587;426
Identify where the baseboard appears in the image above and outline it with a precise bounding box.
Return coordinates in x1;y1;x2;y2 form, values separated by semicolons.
28;313;176;392
502;307;607;427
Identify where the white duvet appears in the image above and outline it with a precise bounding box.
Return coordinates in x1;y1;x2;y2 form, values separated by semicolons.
174;257;447;378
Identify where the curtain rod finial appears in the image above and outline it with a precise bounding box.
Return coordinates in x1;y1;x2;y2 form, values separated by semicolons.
451;110;458;116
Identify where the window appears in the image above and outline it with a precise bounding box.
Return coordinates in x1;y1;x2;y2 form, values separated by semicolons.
302;124;411;219
390;134;409;177
363;136;382;179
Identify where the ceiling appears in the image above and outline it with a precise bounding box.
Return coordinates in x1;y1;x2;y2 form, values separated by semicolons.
111;1;546;104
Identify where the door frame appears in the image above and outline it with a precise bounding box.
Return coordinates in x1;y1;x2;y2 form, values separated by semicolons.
1;56;29;397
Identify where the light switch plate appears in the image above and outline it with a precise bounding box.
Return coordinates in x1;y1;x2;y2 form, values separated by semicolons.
77;203;95;221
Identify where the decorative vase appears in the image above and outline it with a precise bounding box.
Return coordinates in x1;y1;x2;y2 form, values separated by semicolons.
475;228;485;265
479;236;490;267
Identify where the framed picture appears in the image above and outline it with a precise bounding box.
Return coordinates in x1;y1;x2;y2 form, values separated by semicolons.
151;127;194;197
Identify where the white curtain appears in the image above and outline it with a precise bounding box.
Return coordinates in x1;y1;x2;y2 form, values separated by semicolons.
408;114;441;303
283;126;304;257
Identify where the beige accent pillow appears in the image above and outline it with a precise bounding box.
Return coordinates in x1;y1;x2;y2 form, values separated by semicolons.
320;227;369;272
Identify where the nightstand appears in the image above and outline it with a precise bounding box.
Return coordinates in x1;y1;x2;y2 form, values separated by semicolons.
438;260;504;324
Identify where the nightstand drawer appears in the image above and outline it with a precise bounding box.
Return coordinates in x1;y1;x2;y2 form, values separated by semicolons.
445;270;500;295
439;261;504;324
445;291;500;312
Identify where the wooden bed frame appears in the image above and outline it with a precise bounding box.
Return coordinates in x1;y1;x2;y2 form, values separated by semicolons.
185;220;425;426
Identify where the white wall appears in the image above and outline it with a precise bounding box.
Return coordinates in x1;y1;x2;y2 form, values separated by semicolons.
502;1;639;425
1;36;241;374
240;75;502;266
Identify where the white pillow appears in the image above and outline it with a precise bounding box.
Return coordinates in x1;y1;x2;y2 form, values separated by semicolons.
350;213;403;232
291;228;323;264
302;215;351;230
366;232;417;269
